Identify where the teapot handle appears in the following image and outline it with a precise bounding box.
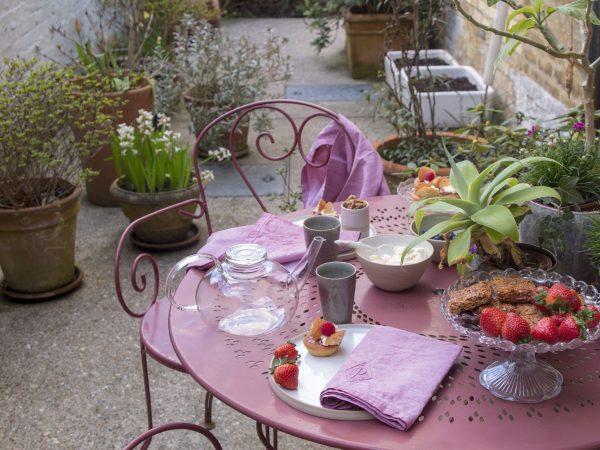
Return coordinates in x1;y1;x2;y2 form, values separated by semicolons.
165;253;221;312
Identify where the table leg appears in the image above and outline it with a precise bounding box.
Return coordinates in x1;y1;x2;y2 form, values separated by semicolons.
140;345;153;450
256;421;278;449
203;391;215;429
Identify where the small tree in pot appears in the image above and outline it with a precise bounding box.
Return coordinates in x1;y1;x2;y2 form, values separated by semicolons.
0;58;115;299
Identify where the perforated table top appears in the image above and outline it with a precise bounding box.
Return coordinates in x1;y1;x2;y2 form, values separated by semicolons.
169;195;600;450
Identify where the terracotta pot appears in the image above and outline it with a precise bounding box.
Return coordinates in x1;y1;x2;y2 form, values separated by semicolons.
372;132;484;177
343;8;414;79
0;182;82;294
519;201;599;283
85;81;154;207
110;179;200;245
183;94;249;158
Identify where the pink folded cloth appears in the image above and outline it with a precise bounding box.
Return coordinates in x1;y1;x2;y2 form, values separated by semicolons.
301;114;390;209
191;212;360;269
320;326;462;431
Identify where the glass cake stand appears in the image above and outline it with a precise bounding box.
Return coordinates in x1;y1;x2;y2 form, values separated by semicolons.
441;268;600;403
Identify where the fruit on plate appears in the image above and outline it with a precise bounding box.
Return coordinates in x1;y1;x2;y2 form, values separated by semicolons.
270;362;299;390
557;315;583;342
534;283;582;313
479;307;507;337
303;318;346;357
412;167;457;201
531;317;560;344
274;341;299;363
578;304;600;329
501;313;531;343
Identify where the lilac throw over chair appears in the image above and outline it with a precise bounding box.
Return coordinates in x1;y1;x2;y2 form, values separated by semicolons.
115;100;373;449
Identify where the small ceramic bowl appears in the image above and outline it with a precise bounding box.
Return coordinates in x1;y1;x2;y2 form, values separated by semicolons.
356;234;433;291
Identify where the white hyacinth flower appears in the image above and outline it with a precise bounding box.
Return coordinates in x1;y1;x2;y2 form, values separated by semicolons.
136;109;154;136
117;123;135;150
208;146;231;162
200;170;215;185
157;113;171;129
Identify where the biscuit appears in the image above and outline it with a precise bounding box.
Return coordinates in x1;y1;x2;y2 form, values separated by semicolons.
449;281;493;315
491;277;536;303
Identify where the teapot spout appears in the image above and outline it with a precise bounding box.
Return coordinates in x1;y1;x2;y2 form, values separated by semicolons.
290;236;325;290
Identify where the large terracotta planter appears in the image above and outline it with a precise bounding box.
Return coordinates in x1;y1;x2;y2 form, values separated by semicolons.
85;81;154;207
519;201;599;284
183;94;249;158
110;179;200;245
372;132;484;176
0;182;82;295
343;9;414;78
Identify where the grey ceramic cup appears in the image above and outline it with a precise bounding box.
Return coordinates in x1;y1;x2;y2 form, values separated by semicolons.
316;261;356;324
303;215;341;273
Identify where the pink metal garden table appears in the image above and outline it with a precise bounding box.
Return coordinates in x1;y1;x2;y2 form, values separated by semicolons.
169;194;600;450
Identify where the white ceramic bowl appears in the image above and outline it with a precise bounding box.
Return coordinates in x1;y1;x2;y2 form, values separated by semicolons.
356;234;433;291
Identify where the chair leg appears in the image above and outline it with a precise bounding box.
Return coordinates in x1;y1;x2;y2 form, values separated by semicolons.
256;422;278;450
203;391;215;430
140;345;153;450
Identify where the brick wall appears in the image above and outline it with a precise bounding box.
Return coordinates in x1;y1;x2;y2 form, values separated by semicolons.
444;0;583;121
0;0;96;61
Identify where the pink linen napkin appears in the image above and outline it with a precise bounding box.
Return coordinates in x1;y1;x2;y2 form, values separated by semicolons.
320;326;462;431
301;114;390;209
191;212;360;269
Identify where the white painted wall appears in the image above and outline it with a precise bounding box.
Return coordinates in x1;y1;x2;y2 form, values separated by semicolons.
0;0;96;61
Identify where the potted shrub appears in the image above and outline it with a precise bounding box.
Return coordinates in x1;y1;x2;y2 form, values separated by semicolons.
52;4;155;206
403;148;561;276
174;17;290;158
0;59;115;299
110;110;230;249
302;0;432;78
519;128;600;283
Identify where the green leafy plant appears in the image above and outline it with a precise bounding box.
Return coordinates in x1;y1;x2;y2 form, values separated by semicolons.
403;147;560;274
174;17;291;148
520;133;600;206
585;216;600;273
111;110;230;193
0;58;117;208
51;3;150;92
453;0;600;147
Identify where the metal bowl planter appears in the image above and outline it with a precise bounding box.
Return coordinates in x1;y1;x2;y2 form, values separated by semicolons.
519;200;599;284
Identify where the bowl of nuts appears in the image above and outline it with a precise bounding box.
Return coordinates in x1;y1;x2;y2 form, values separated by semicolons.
340;195;369;237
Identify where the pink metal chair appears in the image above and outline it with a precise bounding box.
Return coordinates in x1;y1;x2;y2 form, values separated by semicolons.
114;199;216;449
122;422;222;450
192;99;357;224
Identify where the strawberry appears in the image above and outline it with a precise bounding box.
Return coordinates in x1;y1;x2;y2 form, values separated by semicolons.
577;304;600;329
567;289;583;312
479;307;507;337
270;363;299;390
423;171;435;182
533;286;548;312
538;283;581;313
274;341;299;362
549;313;567;328
320;321;336;337
557;316;583;342
531;317;559;344
501;313;530;343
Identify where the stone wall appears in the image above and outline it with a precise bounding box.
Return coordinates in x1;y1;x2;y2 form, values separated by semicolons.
0;0;96;62
444;0;584;122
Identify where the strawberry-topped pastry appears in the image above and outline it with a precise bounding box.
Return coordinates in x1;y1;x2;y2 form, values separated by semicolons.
303;318;345;357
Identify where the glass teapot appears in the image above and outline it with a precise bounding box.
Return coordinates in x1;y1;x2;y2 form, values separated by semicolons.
165;237;324;337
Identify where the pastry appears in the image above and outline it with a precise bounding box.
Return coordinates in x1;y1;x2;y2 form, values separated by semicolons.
412;167;457;201
303;318;345;357
448;281;493;315
491;277;536;303
313;199;338;217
